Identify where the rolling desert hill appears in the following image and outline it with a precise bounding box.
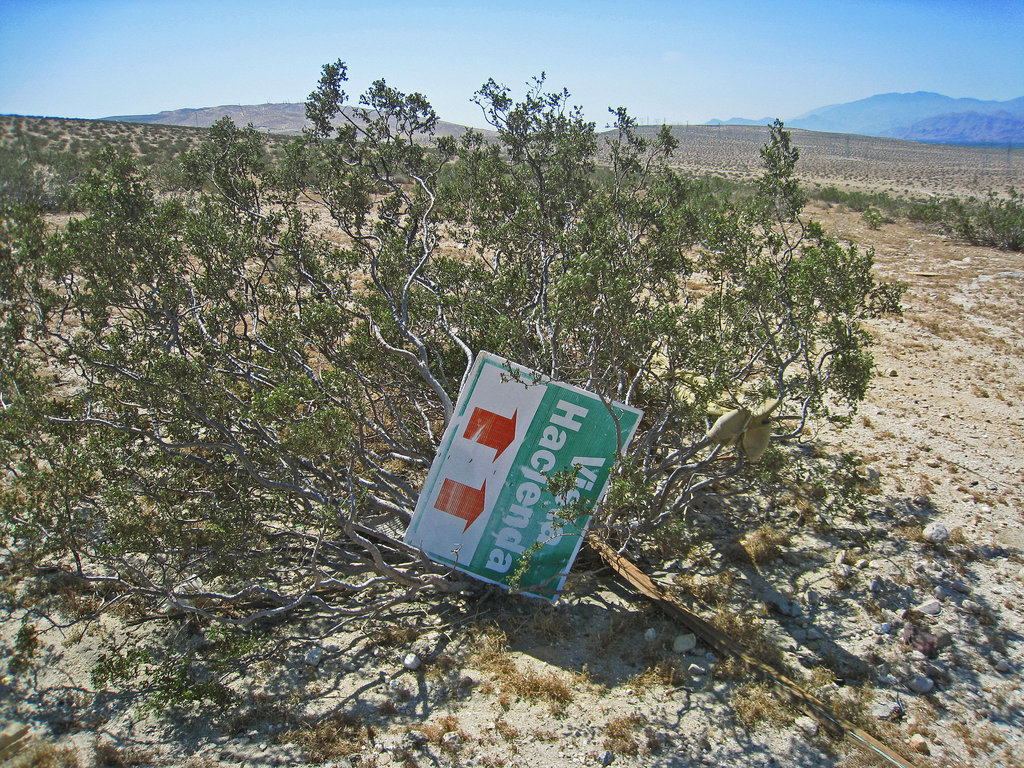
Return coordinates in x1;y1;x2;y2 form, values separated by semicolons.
103;101;475;138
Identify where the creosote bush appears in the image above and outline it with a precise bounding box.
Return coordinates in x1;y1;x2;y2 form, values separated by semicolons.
1;60;902;632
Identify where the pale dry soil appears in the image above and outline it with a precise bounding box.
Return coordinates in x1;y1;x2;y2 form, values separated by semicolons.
2;208;1024;768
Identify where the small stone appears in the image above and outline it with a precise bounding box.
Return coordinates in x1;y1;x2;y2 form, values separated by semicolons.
874;622;893;635
687;663;706;676
403;730;428;748
834;550;847;567
995;658;1011;673
871;701;902;720
909;733;930;754
441;731;462;748
962;599;983;613
856;559;870;569
803;589;820;607
795;716;819;737
673;633;697;653
598;749;615;766
402;653;421;671
644;628;658;642
304;647;325;667
922;523;949;544
915;600;941;616
951;579;971;594
907;674;934;694
878;673;899;686
868;577;884;594
933;630;953;649
834;564;854;579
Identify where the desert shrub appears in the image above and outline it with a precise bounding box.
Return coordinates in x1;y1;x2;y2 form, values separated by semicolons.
811;186;907;218
1;63;901;630
929;189;1024;251
0;142;86;211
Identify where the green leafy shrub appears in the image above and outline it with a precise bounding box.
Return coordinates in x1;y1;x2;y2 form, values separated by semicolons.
0;64;902;626
917;188;1024;251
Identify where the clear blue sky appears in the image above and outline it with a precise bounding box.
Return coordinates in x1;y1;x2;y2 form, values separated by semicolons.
2;0;1022;128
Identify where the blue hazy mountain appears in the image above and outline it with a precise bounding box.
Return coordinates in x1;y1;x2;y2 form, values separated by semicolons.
787;92;1024;145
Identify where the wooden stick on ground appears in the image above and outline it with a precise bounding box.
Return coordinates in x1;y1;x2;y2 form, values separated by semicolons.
588;538;917;768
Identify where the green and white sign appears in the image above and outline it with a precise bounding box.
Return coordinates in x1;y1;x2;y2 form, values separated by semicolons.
404;352;643;601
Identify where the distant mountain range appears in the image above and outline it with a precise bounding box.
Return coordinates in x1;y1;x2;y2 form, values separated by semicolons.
709;92;1024;146
104;91;1024;147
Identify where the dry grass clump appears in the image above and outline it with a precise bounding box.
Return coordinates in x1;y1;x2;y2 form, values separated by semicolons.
280;711;373;763
1;738;79;768
710;609;786;678
731;682;793;729
741;525;791;565
421;714;468;747
508;667;576;713
602;713;646;756
469;625;581;714
369;624;420;648
673;571;735;606
494;719;520;743
629;660;687;688
92;741;155;768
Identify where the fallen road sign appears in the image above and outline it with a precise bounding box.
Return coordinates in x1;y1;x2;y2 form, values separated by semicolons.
404;352;643;601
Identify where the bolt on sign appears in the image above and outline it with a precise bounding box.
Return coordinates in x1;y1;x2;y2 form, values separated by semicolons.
404;352;643;601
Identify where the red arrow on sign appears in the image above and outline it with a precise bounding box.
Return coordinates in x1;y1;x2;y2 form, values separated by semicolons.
434;478;487;532
463;407;517;461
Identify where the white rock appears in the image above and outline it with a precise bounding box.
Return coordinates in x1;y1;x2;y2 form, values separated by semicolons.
687;663;706;676
673;633;697;653
907;675;934;694
795;716;819;737
402;653;422;671
915;599;942;615
644;628;658;642
995;658;1011;673
962;599;983;613
874;622;893;635
304;647;324;667
598;749;615;766
922;522;949;544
